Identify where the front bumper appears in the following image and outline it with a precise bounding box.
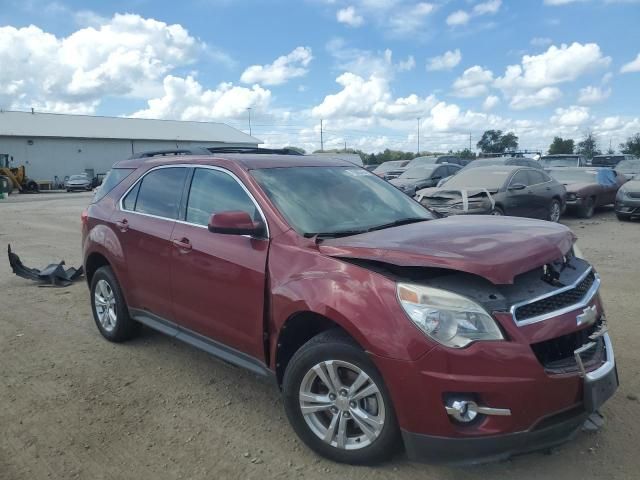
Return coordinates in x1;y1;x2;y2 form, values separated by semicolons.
66;184;91;191
615;198;640;216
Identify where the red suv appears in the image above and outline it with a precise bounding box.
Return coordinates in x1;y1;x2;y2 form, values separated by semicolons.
82;152;618;465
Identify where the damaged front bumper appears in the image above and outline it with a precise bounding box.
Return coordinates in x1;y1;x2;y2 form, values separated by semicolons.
7;244;84;286
416;188;495;216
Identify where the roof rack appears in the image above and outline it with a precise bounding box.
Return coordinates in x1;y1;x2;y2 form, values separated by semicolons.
206;147;304;155
130;148;210;159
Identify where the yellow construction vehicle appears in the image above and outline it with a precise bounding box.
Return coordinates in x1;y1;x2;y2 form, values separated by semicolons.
0;155;39;193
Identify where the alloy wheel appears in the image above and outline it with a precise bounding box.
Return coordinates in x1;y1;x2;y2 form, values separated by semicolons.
298;360;386;450
94;279;117;332
550;201;561;222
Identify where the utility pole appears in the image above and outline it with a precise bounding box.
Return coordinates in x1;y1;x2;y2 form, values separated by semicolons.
417;117;421;154
247;107;252;136
320;119;324;152
469;132;472;151
344;141;347;152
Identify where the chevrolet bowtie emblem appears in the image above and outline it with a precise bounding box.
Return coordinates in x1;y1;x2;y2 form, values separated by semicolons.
576;305;598;326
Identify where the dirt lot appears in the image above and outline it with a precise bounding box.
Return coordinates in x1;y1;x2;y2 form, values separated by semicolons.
1;192;639;480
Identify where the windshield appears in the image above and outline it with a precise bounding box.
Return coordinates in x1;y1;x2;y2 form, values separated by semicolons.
406;156;438;168
616;159;640;172
398;166;436;179
441;169;509;190
592;155;623;166
70;175;87;180
251;166;433;236
540;156;580;168
548;169;597;184
373;160;407;173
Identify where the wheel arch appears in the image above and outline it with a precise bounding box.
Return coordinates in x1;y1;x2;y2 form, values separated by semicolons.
85;251;111;286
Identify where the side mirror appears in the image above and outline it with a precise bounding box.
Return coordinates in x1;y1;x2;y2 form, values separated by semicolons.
509;183;527;191
208;211;266;237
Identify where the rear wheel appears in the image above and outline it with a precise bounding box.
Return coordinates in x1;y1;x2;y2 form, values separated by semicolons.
548;199;562;222
282;330;400;465
577;197;595;219
90;266;139;342
491;206;505;216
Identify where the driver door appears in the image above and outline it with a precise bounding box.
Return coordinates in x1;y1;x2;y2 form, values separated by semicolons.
169;167;269;359
504;170;534;217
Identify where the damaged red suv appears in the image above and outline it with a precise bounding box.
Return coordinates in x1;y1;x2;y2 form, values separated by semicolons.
82;151;618;465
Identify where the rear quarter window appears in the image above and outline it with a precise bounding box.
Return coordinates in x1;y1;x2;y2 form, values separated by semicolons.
92;168;135;203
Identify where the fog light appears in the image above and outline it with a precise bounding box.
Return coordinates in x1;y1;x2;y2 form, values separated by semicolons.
446;400;479;423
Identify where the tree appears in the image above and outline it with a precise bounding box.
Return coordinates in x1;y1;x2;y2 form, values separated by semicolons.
576;132;601;159
477;130;519;153
455;148;476;159
548;137;574;155
620;133;640;157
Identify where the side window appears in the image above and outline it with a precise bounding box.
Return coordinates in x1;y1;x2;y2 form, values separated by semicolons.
186;168;258;226
133;167;187;219
122;181;140;211
510;170;530;187
527;170;547;185
433;167;444;178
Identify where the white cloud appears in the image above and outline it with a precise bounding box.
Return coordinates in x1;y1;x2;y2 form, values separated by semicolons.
578;85;611;104
509;87;562;110
621;53;640;73
483;95;500;110
530;37;553;47
544;0;588;4
473;0;502;15
388;3;435;35
495;43;611;92
452;66;494;97
132;75;271;121
311;72;437;120
337;6;364;27
0;14;202;113
551;105;591;126
397;55;416;72
447;10;470;26
426;49;462;71
240;46;313;86
326;40;415;79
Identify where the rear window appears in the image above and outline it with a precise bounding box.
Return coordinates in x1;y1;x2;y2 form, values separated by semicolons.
124;167;187;219
92;168;135;203
592;155;624;166
443;169;510;190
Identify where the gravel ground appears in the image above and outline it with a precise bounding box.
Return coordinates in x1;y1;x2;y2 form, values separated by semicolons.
1;192;639;480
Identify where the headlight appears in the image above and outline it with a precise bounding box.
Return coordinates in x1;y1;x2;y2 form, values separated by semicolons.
566;193;577;201
397;283;504;348
616;188;627;201
573;243;585;260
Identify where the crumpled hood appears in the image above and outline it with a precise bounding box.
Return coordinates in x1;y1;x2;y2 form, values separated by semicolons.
318;216;576;285
389;178;418;189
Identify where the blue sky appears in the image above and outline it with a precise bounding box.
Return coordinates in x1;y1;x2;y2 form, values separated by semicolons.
1;0;639;153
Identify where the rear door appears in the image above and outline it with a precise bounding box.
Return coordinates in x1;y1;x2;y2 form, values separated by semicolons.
169;166;269;359
525;169;552;218
114;166;188;321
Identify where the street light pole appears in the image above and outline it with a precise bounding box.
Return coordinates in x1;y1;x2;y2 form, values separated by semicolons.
417;117;421;155
247;107;252;136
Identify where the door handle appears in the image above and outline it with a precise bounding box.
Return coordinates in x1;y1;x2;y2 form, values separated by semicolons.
116;219;129;232
172;238;192;251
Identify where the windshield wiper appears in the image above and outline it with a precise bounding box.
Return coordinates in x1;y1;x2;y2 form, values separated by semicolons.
303;230;368;241
365;217;429;232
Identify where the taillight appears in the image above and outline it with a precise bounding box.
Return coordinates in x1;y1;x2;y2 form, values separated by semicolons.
81;208;89;226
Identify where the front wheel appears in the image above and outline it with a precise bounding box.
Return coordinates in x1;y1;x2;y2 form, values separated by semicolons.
548;199;562;222
491;206;505;216
282;330;400;465
577;197;595;218
617;213;631;221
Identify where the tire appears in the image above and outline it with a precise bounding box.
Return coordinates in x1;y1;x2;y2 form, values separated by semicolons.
491;206;505;216
90;266;139;342
548;199;562;222
616;213;631;221
282;330;400;465
577;197;595;219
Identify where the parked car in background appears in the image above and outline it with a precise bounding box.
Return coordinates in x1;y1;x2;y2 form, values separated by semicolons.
539;154;586;169
389;164;461;196
615;175;640;220
65;174;92;192
614;158;640;180
314;152;364;167
416;166;566;222
372;159;410;179
364;165;378;172
405;155;468;169
592;154;635;168
547;168;626;218
82;152;617;465
460;157;543;172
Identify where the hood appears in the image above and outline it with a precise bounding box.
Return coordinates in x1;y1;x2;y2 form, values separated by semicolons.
563;182;593;193
389;178;418;189
622;179;640;192
318;216;575;285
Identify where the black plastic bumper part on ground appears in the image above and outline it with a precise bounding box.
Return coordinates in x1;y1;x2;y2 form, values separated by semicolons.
401;411;588;466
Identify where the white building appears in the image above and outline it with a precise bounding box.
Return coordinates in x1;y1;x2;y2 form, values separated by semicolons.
0;111;260;184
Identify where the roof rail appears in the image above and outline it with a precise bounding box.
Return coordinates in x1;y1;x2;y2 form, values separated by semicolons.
206;147;304;155
130;148;211;159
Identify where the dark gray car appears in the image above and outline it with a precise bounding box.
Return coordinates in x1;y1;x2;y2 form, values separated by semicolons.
416;166;566;222
389;164;461;196
615;175;640;220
